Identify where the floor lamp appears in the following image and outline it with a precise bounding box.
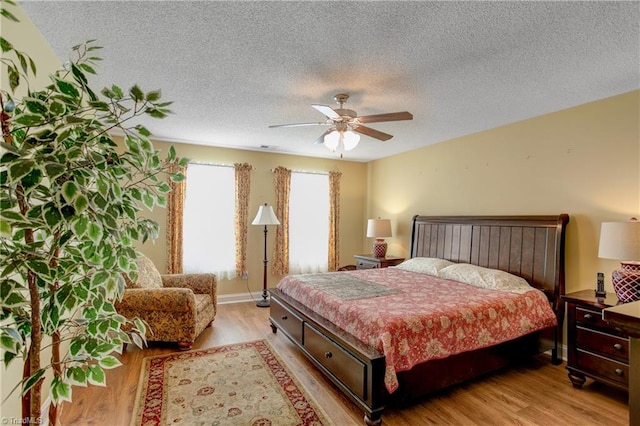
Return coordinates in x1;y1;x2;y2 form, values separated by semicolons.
252;203;280;307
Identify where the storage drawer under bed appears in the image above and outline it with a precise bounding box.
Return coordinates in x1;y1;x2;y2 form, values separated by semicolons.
270;298;304;344
303;322;367;400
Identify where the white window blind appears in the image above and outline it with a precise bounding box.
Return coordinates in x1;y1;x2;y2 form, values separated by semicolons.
182;164;236;279
288;172;329;274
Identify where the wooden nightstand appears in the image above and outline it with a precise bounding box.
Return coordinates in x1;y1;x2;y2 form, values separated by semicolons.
562;290;630;391
354;254;404;270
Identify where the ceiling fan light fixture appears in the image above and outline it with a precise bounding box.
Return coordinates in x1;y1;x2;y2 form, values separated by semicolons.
343;130;360;151
323;130;340;151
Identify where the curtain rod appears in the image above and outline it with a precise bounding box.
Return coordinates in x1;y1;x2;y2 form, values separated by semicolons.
271;168;329;176
189;162;235;168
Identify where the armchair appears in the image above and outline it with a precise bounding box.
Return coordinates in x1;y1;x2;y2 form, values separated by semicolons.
116;255;217;350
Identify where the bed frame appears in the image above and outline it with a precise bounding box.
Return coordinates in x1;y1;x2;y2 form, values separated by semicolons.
269;214;569;425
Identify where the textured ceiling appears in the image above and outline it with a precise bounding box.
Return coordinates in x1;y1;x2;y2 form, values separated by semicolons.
21;1;640;162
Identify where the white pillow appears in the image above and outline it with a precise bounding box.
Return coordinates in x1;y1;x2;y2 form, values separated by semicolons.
394;257;455;277
438;263;533;293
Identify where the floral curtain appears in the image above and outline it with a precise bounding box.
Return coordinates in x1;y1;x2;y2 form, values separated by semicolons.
166;164;186;274
328;171;342;271
272;166;291;275
234;163;252;276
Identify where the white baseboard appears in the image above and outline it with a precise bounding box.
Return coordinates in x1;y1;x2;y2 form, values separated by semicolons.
217;291;264;305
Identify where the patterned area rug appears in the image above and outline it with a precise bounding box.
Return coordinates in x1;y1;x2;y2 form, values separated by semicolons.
131;340;330;425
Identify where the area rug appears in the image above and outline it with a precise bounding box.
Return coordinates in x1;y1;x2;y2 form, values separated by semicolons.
130;340;331;426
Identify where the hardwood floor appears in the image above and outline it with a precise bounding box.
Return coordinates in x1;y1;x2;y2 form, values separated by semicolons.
61;301;629;425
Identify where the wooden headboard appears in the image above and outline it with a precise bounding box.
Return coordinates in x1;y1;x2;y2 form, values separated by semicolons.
410;215;570;311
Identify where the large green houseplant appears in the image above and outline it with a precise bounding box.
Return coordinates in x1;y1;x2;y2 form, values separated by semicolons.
0;1;186;423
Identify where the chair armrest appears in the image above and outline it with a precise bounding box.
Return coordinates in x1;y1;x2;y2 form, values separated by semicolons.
161;274;216;296
116;288;195;313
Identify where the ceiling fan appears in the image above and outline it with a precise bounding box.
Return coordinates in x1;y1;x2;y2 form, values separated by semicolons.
269;94;413;153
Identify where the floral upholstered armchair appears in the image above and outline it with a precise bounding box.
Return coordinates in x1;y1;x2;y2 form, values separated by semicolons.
115;255;217;350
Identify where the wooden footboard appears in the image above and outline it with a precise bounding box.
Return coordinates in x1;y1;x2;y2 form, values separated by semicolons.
269;289;386;425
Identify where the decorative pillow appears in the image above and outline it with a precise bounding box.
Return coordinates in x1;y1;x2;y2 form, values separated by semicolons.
438;263;533;293
393;257;455;277
125;255;162;289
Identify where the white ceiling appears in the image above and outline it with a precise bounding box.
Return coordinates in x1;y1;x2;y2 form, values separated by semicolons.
22;1;640;162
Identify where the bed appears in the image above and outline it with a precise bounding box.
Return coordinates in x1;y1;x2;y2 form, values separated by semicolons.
269;214;569;425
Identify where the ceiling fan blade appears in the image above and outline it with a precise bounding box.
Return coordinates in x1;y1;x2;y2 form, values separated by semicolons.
357;111;413;124
268;122;329;128
313;129;334;145
311;104;341;120
352;125;393;141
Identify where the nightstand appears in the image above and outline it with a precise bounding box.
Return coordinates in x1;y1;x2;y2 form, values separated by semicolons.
354;254;404;270
562;290;630;391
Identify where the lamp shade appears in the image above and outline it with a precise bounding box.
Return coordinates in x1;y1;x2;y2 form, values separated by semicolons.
366;219;392;238
252;204;280;226
342;131;360;151
323;131;340;151
598;220;640;261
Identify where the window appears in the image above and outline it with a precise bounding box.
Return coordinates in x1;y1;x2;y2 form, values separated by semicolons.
288;172;329;273
182;164;236;279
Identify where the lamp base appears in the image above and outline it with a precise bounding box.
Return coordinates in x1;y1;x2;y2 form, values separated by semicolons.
612;262;640;303
372;239;388;258
256;289;270;308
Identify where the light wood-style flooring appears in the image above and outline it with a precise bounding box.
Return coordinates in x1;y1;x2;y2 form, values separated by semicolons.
61;301;629;425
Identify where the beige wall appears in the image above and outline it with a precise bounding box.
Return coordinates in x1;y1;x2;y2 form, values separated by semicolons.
135;140;367;297
366;90;640;295
1;4;62;422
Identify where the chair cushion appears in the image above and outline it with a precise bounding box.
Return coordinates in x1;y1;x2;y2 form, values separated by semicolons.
126;255;162;289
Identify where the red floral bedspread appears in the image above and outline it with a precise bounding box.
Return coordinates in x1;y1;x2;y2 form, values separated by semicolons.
276;268;557;393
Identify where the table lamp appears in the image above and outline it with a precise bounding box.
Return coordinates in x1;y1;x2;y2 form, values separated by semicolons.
598;218;640;302
367;218;392;258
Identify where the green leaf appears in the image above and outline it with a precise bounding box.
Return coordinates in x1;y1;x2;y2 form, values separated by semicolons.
124;135;140;154
0;152;19;165
156;181;171;193
71;216;89;237
8;159;35;181
139;137;152;153
90;271;109;288
49;100;66;116
23;369;46;395
61;181;80;202
170;172;185;183
71;63;88;85
51;377;72;403
20;168;43;192
129;85;144;102
0;36;13;52
12;113;44;126
98;355;122;369
44;162;66;179
145;89;161;102
24;98;48;115
53;77;80;99
0;328;22;353
66;366;87;386
74;195;89;213
145;108;168;119
142;190;154;210
69;339;83;357
87;222;102;245
43;205;62;229
135;124;151;137
87;365;106;386
0;219;10;234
